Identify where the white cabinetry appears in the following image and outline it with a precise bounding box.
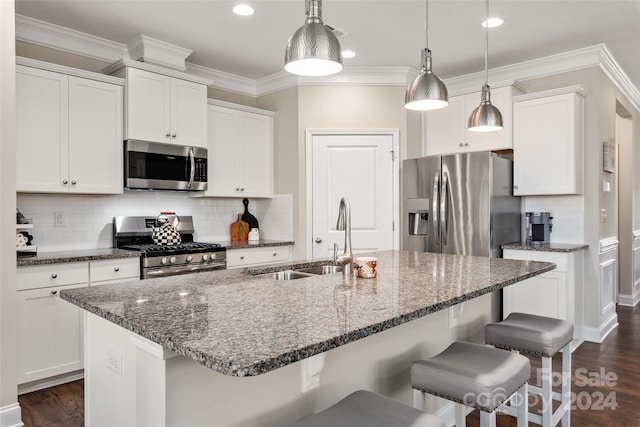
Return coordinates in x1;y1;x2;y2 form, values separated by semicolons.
503;249;584;345
227;245;292;269
17;262;89;386
512;87;586;195
425;85;520;156
205;101;274;198
125;67;207;147
90;258;140;285
16;62;123;194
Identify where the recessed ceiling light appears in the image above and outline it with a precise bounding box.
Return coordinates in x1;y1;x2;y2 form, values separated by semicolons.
482;17;504;28
233;4;254;16
342;50;356;59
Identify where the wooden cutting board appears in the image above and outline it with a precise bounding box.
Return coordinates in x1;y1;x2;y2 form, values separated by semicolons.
230;214;249;241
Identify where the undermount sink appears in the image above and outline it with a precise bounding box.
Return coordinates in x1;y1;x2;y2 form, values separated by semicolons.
295;265;344;275
268;271;314;280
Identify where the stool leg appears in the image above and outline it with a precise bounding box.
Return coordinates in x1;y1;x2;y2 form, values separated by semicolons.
561;343;572;426
541;355;553;427
515;383;528;427
455;403;467;427
413;389;425;411
479;410;496;427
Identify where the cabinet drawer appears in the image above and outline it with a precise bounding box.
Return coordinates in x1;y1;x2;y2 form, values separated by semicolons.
227;246;292;268
503;249;568;272
17;262;89;291
90;258;140;283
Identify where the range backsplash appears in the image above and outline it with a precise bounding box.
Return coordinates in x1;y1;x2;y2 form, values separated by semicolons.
523;195;584;244
17;192;293;252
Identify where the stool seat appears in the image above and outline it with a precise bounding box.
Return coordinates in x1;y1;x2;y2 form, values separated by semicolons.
291;390;445;427
411;341;530;413
485;313;574;357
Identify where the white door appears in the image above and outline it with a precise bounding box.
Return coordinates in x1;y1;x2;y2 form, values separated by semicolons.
310;132;397;259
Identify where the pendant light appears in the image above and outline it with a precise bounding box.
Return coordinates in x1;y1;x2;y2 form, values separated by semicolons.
468;0;503;131
405;0;448;111
284;0;343;77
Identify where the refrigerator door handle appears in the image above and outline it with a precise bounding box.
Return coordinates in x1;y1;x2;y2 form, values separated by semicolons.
440;173;449;246
433;174;440;244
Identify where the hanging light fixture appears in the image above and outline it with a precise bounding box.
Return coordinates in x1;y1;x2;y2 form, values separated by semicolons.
405;0;448;111
468;0;503;131
284;0;343;77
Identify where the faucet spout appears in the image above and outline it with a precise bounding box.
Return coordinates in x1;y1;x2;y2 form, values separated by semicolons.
335;197;353;276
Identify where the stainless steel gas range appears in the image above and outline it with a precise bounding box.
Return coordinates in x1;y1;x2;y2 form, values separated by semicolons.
113;215;226;279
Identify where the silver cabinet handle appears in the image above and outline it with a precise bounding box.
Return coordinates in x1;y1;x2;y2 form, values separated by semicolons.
71;180;77;185
165;132;171;137
172;134;177;138
465;142;469;147
272;252;277;256
51;289;58;295
51;273;58;279
315;238;322;243
240;188;245;192
236;188;240;191
514;185;518;190
114;267;120;272
62;180;68;184
459;143;464;147
239;256;245;260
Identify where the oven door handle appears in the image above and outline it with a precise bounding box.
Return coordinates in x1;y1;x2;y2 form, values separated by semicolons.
144;261;227;278
187;147;195;189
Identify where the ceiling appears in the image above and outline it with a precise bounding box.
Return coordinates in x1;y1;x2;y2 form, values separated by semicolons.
14;0;640;91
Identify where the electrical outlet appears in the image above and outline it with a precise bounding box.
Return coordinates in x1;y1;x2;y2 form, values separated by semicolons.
107;347;122;376
54;211;66;227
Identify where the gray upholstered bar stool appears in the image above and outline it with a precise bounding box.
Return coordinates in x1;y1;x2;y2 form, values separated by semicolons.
485;312;574;427
291;390;445;427
411;341;530;427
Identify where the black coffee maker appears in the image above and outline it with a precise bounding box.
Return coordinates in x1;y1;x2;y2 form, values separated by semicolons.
525;212;553;245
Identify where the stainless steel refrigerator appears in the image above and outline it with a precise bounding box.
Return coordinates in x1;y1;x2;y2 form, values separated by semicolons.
402;151;520;258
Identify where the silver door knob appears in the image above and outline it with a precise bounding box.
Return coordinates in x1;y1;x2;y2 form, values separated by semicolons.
315;238;322;243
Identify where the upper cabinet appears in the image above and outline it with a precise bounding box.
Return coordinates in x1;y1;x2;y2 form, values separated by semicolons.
513;87;586;196
204;101;274;198
425;85;522;156
125;68;207;147
16;60;124;194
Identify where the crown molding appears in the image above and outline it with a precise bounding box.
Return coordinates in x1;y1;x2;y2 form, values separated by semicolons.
14;15;640;110
16;56;125;85
512;85;590;103
15;14;127;62
103;58;212;85
127;35;193;71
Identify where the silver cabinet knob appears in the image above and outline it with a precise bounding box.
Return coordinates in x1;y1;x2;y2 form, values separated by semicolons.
51;273;58;279
239;256;245;260
71;180;77;185
315;238;322;243
272;252;277;256
514;185;518;190
459;143;464;147
114;267;120;272
465;142;469;147
172;134;177;138
62;180;68;184
166;132;171;137
51;289;58;295
235;188;240;191
240;188;245;192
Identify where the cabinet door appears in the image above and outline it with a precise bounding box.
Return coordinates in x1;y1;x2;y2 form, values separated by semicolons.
463;87;512;152
513;93;582;195
16;66;69;192
68;77;123;194
171;78;207;147
425;97;465;156
226;246;292;269
126;68;171;143
205;105;239;197
237;112;273;197
503;272;567;319
17;283;87;384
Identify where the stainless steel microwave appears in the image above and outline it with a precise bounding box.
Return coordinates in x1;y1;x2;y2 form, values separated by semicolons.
124;140;207;191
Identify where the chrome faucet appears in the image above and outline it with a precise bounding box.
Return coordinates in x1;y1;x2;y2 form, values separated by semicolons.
334;197;353;276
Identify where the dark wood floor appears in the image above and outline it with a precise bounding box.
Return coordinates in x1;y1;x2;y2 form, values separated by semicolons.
18;306;640;426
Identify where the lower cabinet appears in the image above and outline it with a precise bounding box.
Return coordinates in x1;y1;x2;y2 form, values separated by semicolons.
16;258;140;390
16;262;89;386
503;249;584;345
227;245;293;269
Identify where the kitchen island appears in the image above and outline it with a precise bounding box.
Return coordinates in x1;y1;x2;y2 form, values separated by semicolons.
61;250;554;426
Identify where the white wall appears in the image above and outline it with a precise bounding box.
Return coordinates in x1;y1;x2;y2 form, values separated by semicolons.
0;1;20;425
17;193;293;252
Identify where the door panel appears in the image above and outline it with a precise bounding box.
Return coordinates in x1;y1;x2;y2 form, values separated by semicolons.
312;134;395;259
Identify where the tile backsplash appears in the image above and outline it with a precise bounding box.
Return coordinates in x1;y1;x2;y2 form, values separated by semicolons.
17;192;293;252
523;195;585;243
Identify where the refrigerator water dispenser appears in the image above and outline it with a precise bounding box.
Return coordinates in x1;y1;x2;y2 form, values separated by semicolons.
407;198;430;236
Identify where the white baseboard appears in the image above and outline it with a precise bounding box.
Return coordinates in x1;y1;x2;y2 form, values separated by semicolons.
0;403;23;427
583;313;619;343
618;287;640;306
17;370;83;395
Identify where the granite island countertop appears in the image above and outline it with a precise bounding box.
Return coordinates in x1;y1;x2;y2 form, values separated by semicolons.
502;243;588;253
17;248;140;266
60;250;555;377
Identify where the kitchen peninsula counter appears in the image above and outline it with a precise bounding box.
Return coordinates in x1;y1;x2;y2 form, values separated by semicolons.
60;250;554;426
